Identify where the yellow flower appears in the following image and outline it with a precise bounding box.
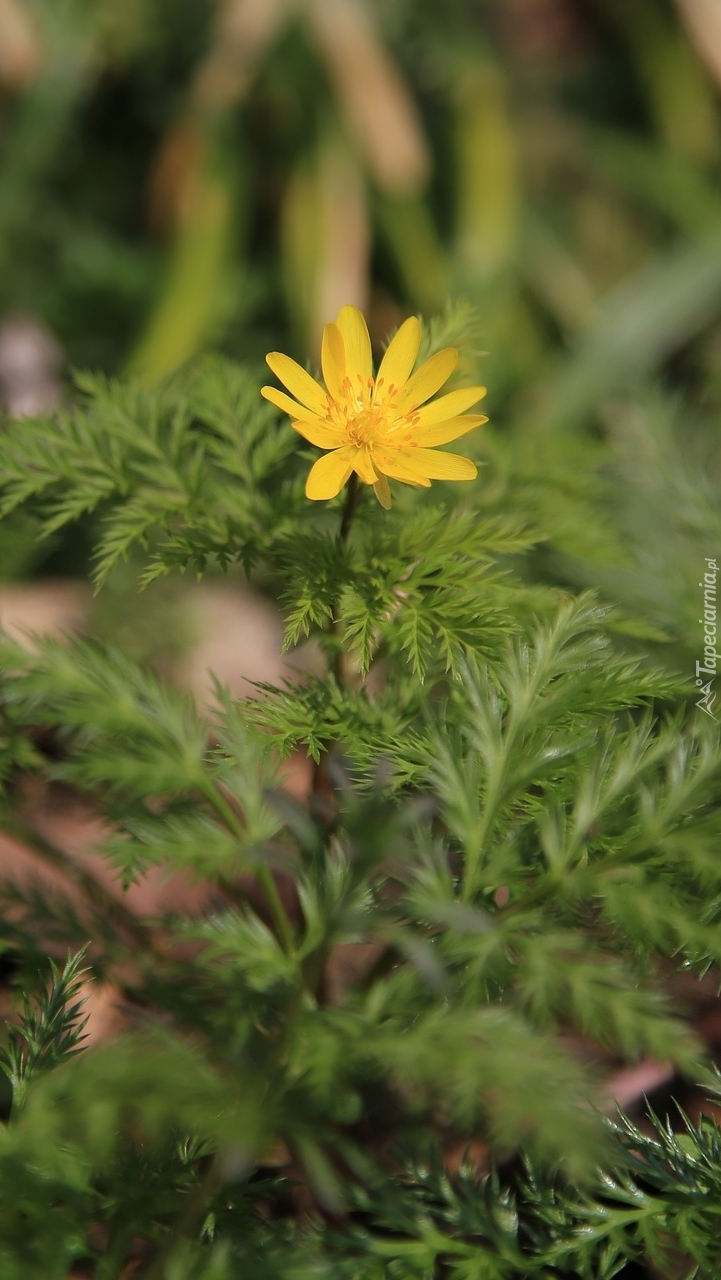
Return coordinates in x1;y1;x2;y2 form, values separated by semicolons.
261;306;487;509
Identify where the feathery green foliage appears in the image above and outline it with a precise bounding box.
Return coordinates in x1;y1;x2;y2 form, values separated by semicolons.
3;1;721;1271
0;360;300;586
0;309;719;1276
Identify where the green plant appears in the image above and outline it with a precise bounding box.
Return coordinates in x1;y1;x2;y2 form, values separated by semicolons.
0;306;718;1277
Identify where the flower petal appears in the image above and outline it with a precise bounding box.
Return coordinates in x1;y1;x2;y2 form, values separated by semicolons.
373;447;431;487
292;419;347;448
373;475;392;509
400;447;478;481
262;385;325;422
336;305;372;386
305;446;356;500
321;321;347;403
266;353;328;416
413;386;487;426
412;414;488;447
352;448;378;485
375;316;421;401
396;347;458;411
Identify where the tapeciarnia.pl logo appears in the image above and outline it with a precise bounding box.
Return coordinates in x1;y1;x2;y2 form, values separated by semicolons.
696;557;718;718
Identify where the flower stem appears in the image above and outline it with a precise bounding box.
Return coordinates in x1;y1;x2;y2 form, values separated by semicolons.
337;471;359;546
310;474;360;816
333;473;360;683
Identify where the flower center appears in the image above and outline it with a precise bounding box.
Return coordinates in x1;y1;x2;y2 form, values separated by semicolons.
347;408;384;447
325;375;411;446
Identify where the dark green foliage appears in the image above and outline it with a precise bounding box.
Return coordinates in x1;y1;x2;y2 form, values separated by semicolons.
306;1104;721;1279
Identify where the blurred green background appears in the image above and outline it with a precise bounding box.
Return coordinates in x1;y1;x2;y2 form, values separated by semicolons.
0;0;720;672
2;0;721;385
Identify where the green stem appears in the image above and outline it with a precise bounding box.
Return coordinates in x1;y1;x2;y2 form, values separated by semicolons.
311;474;361;809
141;1155;225;1280
95;1222;138;1280
201;780;294;956
337;470;359;546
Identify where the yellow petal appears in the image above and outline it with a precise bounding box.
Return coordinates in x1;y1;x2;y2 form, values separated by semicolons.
373;447;431;487
305;446;356;500
375;316;421;401
292;419;347;449
266;352;328;416
396;347;458;411
336;305;372;386
352;448;378;485
413;386;487;426
262;385;324;422
373;475;392;509
321;322;347;403
401;447;478;481
412;414;488;447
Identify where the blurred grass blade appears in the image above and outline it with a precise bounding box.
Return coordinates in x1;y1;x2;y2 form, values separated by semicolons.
281;134;369;353
376;194;448;313
588;127;721;234
128;144;237;382
520;213;595;333
537;233;721;429
453;64;520;282
308;0;428;194
615;0;720;162
0;0;43;88
675;0;721;91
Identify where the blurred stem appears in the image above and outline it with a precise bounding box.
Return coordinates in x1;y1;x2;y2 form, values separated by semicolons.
200;779;294;955
310;474;360;815
376;195;448;312
142;1155;225;1280
95;1223;138;1280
